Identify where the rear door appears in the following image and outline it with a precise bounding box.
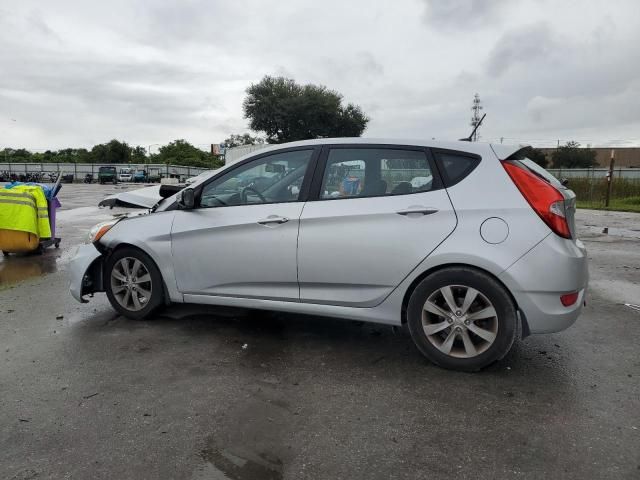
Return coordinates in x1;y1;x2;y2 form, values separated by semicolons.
297;145;457;307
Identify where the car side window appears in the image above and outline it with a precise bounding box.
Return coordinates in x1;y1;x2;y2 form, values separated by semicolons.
320;148;435;199
199;150;314;208
435;151;480;186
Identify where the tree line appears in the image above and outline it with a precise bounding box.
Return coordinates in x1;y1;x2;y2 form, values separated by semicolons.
0;139;225;169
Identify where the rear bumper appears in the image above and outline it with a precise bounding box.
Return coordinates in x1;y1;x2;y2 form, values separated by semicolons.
69;244;103;302
500;235;588;334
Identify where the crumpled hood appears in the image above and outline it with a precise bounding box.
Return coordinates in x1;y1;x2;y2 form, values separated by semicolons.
99;185;162;209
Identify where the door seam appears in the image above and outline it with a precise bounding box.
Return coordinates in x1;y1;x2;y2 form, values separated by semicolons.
295;201;308;302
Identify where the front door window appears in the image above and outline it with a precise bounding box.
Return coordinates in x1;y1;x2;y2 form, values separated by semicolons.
200;150;314;208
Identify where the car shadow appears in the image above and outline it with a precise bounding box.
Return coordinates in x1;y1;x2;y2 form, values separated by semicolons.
71;301;578;388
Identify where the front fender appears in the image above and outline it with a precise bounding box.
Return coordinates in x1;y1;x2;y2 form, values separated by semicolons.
97;211;182;302
69;244;104;302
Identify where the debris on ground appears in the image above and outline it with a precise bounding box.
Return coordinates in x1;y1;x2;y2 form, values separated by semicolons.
624;303;640;312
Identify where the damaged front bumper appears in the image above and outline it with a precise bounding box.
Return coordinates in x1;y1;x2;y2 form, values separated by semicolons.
69;244;104;302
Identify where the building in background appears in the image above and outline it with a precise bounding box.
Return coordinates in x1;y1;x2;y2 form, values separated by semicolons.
539;147;640;168
224;144;270;165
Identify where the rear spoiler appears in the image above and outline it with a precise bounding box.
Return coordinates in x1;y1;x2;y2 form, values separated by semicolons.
490;144;530;161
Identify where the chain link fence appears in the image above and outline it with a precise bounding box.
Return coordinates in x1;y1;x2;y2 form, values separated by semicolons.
548;168;640;211
0;163;210;183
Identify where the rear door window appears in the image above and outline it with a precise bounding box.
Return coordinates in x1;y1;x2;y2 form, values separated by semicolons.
319;148;438;200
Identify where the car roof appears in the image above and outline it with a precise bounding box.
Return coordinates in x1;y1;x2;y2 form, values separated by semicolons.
231;138;526;163
179;138;528;194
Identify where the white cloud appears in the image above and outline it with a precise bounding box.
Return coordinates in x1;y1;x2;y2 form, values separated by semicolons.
1;0;639;149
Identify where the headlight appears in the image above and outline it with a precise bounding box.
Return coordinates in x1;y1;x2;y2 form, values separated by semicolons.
87;220;118;244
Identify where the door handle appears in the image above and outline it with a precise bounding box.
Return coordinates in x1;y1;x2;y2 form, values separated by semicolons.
257;215;289;225
396;207;439;216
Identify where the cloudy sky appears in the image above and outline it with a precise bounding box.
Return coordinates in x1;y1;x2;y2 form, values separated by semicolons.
1;0;639;151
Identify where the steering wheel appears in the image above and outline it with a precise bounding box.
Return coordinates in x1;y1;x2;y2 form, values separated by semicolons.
241;185;267;203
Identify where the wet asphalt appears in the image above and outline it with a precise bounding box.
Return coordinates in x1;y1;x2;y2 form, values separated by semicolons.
1;184;639;479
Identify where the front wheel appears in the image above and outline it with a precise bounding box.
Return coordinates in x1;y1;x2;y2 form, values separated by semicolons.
407;267;518;372
105;247;164;320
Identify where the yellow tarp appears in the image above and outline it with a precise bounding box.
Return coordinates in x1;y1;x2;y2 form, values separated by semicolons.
0;185;51;239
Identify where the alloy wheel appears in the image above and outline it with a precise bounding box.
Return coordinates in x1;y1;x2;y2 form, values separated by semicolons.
422;285;498;358
110;257;153;312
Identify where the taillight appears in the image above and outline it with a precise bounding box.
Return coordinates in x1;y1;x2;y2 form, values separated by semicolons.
502;161;571;239
560;292;579;307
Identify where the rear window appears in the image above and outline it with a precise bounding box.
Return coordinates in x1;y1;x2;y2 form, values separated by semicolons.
433;151;480;186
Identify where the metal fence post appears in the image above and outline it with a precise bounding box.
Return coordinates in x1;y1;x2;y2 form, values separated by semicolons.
605;150;615;207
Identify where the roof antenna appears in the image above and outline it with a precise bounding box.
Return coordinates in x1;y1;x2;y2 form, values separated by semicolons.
459;113;486;142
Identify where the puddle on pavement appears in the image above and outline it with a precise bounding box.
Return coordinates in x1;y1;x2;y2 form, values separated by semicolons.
197;446;282;480
0;251;59;289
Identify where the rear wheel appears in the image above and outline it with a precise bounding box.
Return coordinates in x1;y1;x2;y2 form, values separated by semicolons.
105;247;164;320
407;267;517;371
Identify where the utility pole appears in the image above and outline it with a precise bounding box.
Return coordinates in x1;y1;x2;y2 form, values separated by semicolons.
470;93;483;142
605;149;615;207
147;144;160;168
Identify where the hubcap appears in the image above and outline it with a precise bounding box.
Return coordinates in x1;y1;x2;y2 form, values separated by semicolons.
422;285;498;359
110;257;152;312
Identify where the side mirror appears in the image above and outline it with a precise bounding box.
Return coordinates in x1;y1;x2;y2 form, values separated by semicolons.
177;187;195;209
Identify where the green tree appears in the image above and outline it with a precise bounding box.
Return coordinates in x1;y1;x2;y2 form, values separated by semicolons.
243;76;369;143
0;148;32;162
75;148;92;163
522;146;549;168
223;133;265;148
90;139;131;164
551;141;597;168
155;139;223;168
131;146;148;164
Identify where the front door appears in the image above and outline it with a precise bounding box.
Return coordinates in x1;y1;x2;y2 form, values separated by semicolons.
297;146;457;307
171;148;316;301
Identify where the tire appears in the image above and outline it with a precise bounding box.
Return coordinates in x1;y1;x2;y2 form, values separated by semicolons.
105;247;164;320
407;267;517;372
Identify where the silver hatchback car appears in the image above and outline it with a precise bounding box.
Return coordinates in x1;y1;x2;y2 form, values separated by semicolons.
70;139;588;371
